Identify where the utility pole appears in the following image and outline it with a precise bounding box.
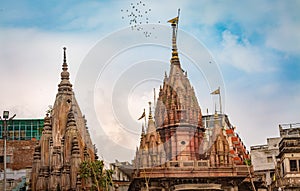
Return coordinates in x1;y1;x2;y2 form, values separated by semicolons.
1;111;16;191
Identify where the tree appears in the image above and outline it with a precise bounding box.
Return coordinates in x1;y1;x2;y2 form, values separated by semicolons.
79;160;113;191
244;159;256;191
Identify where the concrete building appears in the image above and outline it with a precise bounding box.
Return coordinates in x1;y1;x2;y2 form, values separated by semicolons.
110;160;133;191
0;119;43;141
0;119;43;190
273;123;300;191
250;137;280;190
251;123;300;191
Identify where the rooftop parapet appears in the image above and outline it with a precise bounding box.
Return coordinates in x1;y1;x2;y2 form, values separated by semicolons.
279;123;300;137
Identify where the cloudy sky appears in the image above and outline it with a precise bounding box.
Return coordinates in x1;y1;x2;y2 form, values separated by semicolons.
1;0;300;163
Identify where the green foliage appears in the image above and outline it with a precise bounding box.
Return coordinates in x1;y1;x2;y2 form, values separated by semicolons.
244;159;251;166
79;160;113;191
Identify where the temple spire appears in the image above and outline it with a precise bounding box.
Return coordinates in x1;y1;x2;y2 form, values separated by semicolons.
58;47;72;93
61;47;70;81
63;47;67;63
168;9;180;62
148;101;153;120
142;124;145;135
147;101;156;134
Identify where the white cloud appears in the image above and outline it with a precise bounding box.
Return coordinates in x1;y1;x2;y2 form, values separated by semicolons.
266;18;300;54
225;82;300;149
216;30;275;73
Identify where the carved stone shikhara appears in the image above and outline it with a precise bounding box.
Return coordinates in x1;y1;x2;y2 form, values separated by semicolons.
29;48;95;191
130;15;251;191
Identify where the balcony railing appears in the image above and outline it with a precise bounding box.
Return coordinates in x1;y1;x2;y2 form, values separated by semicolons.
138;159;249;169
135;160;251;179
279;139;300;152
167;160;208;168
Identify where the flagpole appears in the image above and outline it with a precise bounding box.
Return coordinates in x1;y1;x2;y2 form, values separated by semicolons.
176;9;180;40
210;87;221;114
214;102;217;114
153;88;156;109
144;108;147;128
218;87;222;114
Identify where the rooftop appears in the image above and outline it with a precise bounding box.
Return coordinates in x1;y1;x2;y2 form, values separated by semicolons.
279;123;300;129
279;123;300;138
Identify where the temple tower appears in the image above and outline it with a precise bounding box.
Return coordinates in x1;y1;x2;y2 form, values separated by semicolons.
155;15;205;161
29;48;95;191
129;12;252;191
134;102;166;168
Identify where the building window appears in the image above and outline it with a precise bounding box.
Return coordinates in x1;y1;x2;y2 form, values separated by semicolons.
290;160;297;171
6;156;11;163
282;162;285;175
270;172;275;181
0;156;11;164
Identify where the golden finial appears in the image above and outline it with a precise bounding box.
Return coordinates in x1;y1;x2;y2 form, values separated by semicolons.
168;9;180;61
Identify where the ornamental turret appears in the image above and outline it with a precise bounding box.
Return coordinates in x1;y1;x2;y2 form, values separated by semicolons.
134;102;166;168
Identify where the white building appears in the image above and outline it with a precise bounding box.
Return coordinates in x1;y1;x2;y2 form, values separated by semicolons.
250;137;280;189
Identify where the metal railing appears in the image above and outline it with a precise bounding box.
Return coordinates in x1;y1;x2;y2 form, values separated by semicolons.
279;123;300;129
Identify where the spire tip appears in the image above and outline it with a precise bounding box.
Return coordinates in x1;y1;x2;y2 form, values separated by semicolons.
169;10;180;61
148;101;153;119
63;47;67;63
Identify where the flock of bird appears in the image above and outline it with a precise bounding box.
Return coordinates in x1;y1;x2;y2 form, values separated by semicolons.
121;1;160;38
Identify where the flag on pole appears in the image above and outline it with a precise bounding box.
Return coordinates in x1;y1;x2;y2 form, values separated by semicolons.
138;109;146;120
210;88;220;95
167;16;179;24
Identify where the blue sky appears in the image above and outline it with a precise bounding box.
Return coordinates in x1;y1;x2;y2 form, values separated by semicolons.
1;0;300;162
